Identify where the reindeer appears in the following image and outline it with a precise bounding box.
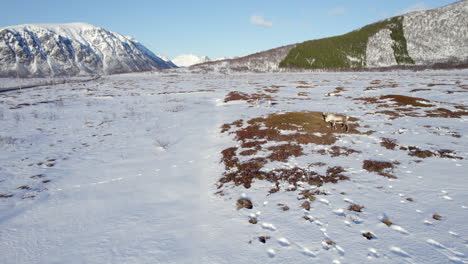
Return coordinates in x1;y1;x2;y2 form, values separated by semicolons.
322;112;349;132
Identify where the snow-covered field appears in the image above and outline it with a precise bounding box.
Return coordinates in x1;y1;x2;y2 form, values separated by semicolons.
1;70;467;264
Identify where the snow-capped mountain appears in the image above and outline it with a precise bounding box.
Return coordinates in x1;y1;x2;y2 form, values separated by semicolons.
172;54;211;67
171;54;236;67
157;54;178;68
0;22;177;77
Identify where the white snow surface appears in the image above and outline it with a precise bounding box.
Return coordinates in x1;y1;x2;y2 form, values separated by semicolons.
1;70;468;263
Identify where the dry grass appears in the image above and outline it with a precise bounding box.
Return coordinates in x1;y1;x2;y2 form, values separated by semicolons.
382;218;393;227
380;137;398;150
0;194;14;198
237;198;253;209
267;143;304;162
356;94;468;119
348;204;364;212
400;146;463;159
259;236;271;243
220;119;243;133
433;214;442;220
301;201;311;211
362;232;375;240
317;146;361;157
224;91;273;104
410;88;431;92
363;160;398;178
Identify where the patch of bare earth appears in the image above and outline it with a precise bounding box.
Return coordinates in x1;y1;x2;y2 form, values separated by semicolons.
224;91;273;105
316;146;361;157
380;137;398;150
362;160;399;179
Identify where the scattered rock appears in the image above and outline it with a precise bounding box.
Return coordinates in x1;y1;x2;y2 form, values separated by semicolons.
433;214;442;221
348;204;364;212
363;232;375;240
301;201;311;211
259;236;271;243
237;198;253;210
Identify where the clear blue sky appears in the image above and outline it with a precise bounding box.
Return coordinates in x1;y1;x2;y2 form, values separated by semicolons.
0;0;456;59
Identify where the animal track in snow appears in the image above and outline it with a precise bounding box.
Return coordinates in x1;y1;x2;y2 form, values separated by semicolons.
267;248;276;258
391;225;410;235
301;247;316;257
368;248;380;258
277;237;291;247
261;223;277;231
333;208;345;216
390;246;412;258
426;239;466;260
319;198;330;205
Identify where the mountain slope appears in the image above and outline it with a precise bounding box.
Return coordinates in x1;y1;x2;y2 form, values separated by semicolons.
281;0;467;69
0;23;176;77
192;0;467;72
190;45;295;73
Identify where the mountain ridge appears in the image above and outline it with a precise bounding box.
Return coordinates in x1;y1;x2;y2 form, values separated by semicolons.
0;22;176;77
191;0;468;72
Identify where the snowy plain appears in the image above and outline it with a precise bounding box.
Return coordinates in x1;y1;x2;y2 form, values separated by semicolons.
0;70;467;264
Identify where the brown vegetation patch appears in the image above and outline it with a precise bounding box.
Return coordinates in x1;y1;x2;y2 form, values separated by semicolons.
425;108;468;118
380;137;398;150
217;112;361;211
224;91;249;102
301;201;311;211
223;91;273;104
237;198;253;209
401;146;463;159
380;95;434;107
241;140;266;149
30;174;46;179
221;119;243;133
427;83;450;87
316;146;361;157
277;203;290;211
363;160;398;178
249;217;258;224
236;112;362;145
382;219;393;227
355;94;433;107
410;88;431;92
365;83;399;91
357;94;468;119
433;214;442;220
0;194;14;198
363;232;375;240
267;143;304;162
17;185;31;190
297;92;309;97
259;236;271;243
239;149;259;156
348;204;364;212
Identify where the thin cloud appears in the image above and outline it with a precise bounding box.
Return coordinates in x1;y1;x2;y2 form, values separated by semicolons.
398;2;429;15
328;7;346;16
250;15;273;27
